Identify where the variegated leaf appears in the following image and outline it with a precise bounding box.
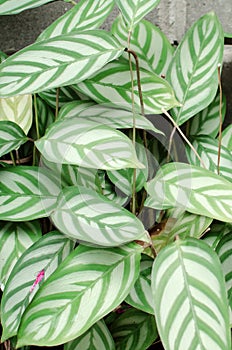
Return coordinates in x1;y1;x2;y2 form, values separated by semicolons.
186;136;232;182
35;118;144;170
58;100;162;134
189;92;226;137
0;94;32;134
115;0;160;30
221;125;232;151
203;221;232;250
39;86;81;109
51;186;147;246
30;96;55;139
112;16;174;75
107;141;148;196
0;220;41;290
0;0;54;15
38;0;114;41
0;166;61;221
0;30;124;98
0;121;28;157
216;232;232;324
110;308;157;350
152;237;231;350
16;243;142;347
77;59;180;114
125;254;153;314
145;162;232;222
1;231;74;341
64;320;115;350
166;12;224;125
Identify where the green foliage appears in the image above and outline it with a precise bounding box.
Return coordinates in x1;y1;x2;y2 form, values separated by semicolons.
0;1;231;349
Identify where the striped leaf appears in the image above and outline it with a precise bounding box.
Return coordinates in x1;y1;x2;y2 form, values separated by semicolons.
115;0;161;30
125;254;153;314
0;30;124;98
38;0;114;41
151;211;212;254
16;243;142;347
112;16;174;75
222;125;232;151
35;118;144;170
186;136;232;182
51;186;147;246
30;96;55;139
39;86;81;109
152;237;231;350
0;121;28;157
203;222;231;250
110;308;158;350
0;0;54;15
145;162;232;222
77;59;180;114
215;232;232;324
58;100;162;134
107;141;148;196
0;220;41;291
64;320;115;350
0;166;61;221
166;12;224;125
0;94;32;134
189;92;226;137
1;231;74;341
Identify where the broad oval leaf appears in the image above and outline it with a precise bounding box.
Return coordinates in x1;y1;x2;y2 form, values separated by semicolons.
0;0;54;15
0;220;41;290
0;30;124;98
16;243;142;347
0;94;32;134
1;231;74;341
77;59;180;114
145;162;232;222
166;12;224;125
58;100;162;134
189;92;226;137
0;121;28;157
112;16;174;75
38;0;114;41
115;0;160;30
35;118;144;170
64;319;115;350
152;237;231;350
51;186;147;247
186;136;232;182
0;166;61;221
125;254;154;314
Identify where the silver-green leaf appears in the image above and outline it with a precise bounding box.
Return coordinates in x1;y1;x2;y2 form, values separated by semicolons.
0;0;54;15
0;121;28;157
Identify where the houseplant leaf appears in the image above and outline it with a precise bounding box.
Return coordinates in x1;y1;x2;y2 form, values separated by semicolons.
125;254;154;314
221;125;232;151
39;86;81;109
0;94;32;134
35;117;144;170
64;319;115;350
0;0;54;15
0;30;124;97
77;59;180;114
1;231;74;341
38;0;114;40
16;243;143;347
114;0;161;30
166;12;224;125
0;166;61;221
110;308;157;350
0;121;28;157
51;186;147;246
0;220;41;290
145;162;232;222
112;16;174;75
152;237;231;350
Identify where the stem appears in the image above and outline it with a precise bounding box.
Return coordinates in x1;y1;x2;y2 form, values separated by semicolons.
33;94;40;140
10;152;16;166
162;108;206;168
55;87;60;121
217;64;223;175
